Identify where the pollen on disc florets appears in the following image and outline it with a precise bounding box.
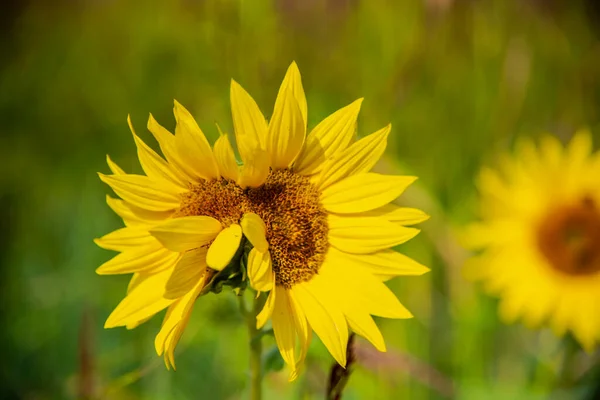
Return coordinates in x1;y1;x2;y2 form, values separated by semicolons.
176;179;247;227
246;169;329;288
175;169;329;288
537;195;600;276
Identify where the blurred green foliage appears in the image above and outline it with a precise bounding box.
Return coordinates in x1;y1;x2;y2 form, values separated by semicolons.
1;0;599;399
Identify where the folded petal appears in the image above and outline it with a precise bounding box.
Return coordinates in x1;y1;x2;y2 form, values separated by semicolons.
230;80;267;161
104;268;175;328
94;227;156;251
287;289;311;381
328;215;420;254
274;62;307;130
206;224;243;271
318;124;391;190
105;196;146;226
213;131;239;182
267;65;306;169
96;246;179;275
294;98;362;175
271;287;298;369
99;173;180;212
321;173;417;214
106;195;174;228
156;278;205;370
320;260;413;319
361;204;430;225
328;247;429;280
293;281;348;367
240;212;268;252
147;113;195;183
256;286;276;329
346;311;386;352
128;115;188;191
106;155;126;175
165;247;208;299
150;216;222;252
173;100;220;181
237;148;270;188
247;249;273;292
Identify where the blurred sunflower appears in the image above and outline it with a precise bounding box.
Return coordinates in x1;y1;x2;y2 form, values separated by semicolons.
463;130;600;350
96;62;429;376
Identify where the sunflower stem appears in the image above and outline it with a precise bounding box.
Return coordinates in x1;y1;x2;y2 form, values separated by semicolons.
240;293;263;400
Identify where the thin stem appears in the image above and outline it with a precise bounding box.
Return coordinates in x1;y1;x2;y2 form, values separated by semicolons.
240;293;263;400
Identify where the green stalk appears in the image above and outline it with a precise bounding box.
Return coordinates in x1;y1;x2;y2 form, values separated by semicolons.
239;294;263;400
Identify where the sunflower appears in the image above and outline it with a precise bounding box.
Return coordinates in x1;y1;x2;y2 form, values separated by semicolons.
463;130;600;350
95;62;429;377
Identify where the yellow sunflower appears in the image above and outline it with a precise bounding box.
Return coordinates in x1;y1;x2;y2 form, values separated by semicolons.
95;62;429;377
463;130;600;350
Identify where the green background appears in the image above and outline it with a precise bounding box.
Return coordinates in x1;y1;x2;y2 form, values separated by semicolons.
1;0;599;398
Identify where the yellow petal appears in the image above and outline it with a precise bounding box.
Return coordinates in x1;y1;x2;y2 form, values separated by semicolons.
104;268;175;328
240;212;268;252
318;263;386;351
362;204;430;225
318;124;390;190
247;248;273;292
165;247;207;299
105;195;173;227
498;293;525;324
347;311;386;352
206;224;243;271
567;129;593;173
156;279;205;369
256;286;276;329
230;80;267;161
328;215;420;254
98;173;180;212
293;281;348;367
147;113;194;183
540;134;563;167
321;173;416;214
106;155;126;175
96;246;179;275
287;289;312;381
571;298;599;352
173;100;220;181
320;259;413;319
328;247;429;280
128;115;188;191
267;65;306;169
150;216;222;252
275;62;307;130
94;227;156;251
271;287;297;368
125;316;152;330
237;148;270;188
127;271;149;293
294;98;363;175
106;196;144;226
213;131;239;181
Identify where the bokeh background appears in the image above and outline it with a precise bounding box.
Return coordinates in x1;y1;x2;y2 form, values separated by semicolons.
2;0;600;399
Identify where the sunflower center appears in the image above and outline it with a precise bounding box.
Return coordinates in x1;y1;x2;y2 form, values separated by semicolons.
175;179;246;227
175;169;329;288
537;196;600;276
247;169;328;288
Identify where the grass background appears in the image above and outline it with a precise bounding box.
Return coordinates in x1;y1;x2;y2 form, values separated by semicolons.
1;0;600;398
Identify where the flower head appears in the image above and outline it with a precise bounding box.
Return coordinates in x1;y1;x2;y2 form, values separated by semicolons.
463;130;600;350
96;62;429;376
